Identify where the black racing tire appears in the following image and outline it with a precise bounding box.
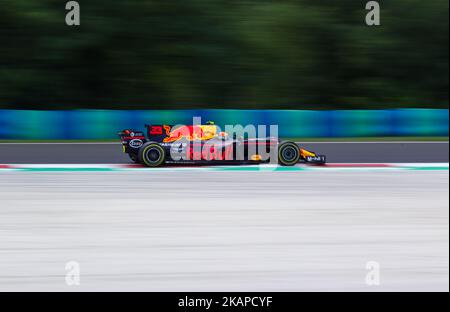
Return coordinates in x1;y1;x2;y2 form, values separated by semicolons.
139;142;166;167
278;141;301;166
128;154;139;164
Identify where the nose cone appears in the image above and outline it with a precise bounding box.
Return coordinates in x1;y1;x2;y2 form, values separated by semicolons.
300;148;316;158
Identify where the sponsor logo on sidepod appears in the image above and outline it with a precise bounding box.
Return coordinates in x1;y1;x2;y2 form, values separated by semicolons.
129;139;143;148
163;125;217;143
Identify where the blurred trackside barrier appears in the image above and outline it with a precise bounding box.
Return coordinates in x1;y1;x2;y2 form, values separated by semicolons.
0;109;448;140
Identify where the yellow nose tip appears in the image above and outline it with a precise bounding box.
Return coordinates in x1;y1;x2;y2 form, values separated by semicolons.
251;154;262;161
300;148;316;158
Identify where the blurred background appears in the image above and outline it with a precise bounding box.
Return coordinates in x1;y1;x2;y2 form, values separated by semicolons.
0;0;448;139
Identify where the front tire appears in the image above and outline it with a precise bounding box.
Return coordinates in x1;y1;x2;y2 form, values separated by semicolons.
139;142;166;167
278;141;300;166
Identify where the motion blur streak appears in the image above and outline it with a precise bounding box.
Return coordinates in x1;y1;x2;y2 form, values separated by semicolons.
1;1;448;109
0;171;448;291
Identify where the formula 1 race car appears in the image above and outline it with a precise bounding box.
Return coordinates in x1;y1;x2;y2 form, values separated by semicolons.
118;122;326;167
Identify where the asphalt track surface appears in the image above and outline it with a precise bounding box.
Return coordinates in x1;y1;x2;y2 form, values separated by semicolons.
0;142;448;164
0;170;448;291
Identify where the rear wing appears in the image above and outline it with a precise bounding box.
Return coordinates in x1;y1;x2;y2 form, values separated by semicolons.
145;124;173;142
117;129;145;139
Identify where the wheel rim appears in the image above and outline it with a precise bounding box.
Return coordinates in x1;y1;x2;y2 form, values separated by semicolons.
279;143;300;165
281;146;298;162
146;147;162;163
282;146;298;162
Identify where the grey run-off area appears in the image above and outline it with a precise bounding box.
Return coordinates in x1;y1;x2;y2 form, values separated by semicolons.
0;142;448;164
0;170;448;291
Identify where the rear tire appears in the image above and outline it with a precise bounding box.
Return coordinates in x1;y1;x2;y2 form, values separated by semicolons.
278;141;300;166
129;154;139;163
139;142;166;167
